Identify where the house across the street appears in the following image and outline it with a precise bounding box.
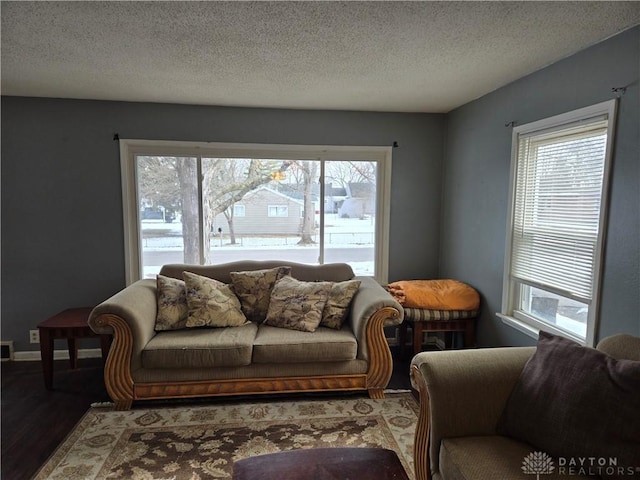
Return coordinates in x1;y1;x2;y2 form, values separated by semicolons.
213;187;304;236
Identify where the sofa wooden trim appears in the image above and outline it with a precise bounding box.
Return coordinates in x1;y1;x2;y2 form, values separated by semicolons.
93;314;135;410
133;374;368;400
410;363;432;480
365;306;402;398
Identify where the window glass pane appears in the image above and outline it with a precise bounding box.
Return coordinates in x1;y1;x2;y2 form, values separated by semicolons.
324;160;377;276
136;156;198;278
268;205;288;217
203;158;320;265
519;284;588;338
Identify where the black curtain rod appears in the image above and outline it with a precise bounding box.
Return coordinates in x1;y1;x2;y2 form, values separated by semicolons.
113;134;399;147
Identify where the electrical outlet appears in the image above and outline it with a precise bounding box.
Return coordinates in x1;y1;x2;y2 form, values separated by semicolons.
29;329;40;344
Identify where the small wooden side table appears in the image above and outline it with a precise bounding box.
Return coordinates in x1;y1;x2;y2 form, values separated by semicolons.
37;307;111;390
232;447;410;480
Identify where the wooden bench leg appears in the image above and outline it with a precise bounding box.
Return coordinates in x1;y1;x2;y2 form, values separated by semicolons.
398;321;407;350
413;322;424;355
464;319;476;348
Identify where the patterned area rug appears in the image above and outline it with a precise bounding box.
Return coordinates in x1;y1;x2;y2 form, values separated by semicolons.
35;393;418;479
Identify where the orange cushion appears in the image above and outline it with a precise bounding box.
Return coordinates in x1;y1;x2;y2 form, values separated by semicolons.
387;279;480;310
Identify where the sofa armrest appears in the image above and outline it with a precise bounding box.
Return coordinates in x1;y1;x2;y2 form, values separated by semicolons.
88;279;157;409
410;346;535;480
349;276;404;360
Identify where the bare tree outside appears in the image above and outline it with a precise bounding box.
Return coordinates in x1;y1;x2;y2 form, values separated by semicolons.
326;161;376;187
136;156;182;214
137;156;200;264
202;158;291;257
290;161;319;245
174;159;200;263
137;156;290;264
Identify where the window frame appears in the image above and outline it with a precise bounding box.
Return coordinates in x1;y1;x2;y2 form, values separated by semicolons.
499;100;617;346
267;205;289;217
119;139;393;285
233;204;245;217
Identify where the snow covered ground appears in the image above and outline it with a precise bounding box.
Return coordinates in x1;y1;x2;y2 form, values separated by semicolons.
141;214;376;277
141;214;375;247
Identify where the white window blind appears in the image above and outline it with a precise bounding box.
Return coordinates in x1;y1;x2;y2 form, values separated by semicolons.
511;118;608;304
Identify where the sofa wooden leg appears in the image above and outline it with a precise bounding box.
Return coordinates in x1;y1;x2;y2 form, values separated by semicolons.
413;322;424;355
367;388;385;399
114;399;132;411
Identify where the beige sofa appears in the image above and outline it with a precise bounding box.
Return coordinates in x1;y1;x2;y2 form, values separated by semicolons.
89;260;403;410
410;333;640;480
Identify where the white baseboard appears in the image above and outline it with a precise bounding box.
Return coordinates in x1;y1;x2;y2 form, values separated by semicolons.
13;348;103;362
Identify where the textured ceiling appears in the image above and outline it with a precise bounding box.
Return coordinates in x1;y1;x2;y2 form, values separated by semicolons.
2;1;639;113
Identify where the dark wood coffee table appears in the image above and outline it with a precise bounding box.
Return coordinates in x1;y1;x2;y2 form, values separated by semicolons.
232;447;410;480
38;307;111;390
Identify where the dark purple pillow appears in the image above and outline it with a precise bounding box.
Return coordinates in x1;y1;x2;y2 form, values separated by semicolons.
499;331;640;479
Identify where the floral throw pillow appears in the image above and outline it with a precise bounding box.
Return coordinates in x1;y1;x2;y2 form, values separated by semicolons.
183;271;248;328
264;276;333;332
320;280;361;329
155;275;189;331
230;266;292;323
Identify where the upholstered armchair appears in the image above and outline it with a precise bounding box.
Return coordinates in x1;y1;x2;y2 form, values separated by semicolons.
410;334;640;480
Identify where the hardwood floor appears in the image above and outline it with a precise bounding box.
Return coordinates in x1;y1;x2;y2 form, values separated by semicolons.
1;346;414;480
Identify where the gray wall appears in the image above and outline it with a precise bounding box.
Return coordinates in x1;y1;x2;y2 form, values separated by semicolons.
439;26;640;346
1;100;444;352
3;27;638;354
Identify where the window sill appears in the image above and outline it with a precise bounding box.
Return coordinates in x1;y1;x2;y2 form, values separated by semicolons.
496;312;587;346
496;313;539;341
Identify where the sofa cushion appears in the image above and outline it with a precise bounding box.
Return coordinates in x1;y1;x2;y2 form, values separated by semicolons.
439;436;596;480
252;324;357;364
155;275;189;331
183;271;248;328
320;280;361;329
230;266;291;323
499;331;640;479
263;276;333;332
142;323;258;368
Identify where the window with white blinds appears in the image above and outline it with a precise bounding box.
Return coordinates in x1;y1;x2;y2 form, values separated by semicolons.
501;100;616;345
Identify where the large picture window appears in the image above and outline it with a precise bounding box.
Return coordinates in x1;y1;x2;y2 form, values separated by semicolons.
500;100;616;346
120;140;392;284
